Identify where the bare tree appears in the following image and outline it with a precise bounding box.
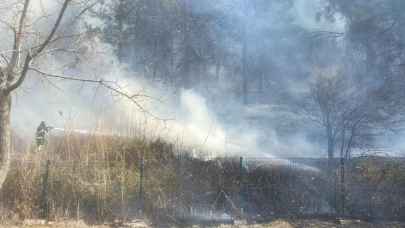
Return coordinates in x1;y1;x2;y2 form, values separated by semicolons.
339;83;404;158
299;72;404;160
299;74;346;159
0;0;151;189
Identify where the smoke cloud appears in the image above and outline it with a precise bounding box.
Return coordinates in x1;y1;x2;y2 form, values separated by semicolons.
289;0;345;32
4;0;364;158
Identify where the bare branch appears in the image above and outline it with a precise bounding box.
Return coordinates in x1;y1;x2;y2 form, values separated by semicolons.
29;67;163;119
7;0;30;73
0;43;9;65
53;0;100;41
39;74;66;93
5;0;72;94
33;0;72;56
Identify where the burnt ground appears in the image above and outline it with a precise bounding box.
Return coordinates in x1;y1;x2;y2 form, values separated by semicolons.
170;219;405;228
1;219;405;227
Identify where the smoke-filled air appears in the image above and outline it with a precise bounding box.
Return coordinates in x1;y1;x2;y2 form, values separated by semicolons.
7;0;404;159
2;0;405;225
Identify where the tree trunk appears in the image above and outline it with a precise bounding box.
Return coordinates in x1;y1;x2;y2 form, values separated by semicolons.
327;126;334;160
215;28;221;81
117;0;124;62
0;79;11;189
242;0;248;105
340;127;345;158
345;125;357;159
133;3;139;66
182;0;191;89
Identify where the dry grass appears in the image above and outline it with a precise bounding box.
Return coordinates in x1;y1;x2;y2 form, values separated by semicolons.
1;120;239;224
2;120;179;222
2;120;405;225
262;220;294;228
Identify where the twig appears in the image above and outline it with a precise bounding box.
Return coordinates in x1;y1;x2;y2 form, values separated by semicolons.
29;67;163;119
199;120;214;154
221;189;245;217
166;214;182;225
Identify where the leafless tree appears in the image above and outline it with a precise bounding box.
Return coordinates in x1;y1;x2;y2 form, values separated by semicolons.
299;72;404;160
0;0;152;190
299;74;346;159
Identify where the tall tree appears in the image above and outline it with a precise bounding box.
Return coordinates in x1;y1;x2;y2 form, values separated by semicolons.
0;0;150;189
300;72;404;160
320;0;405;82
300;75;346;159
182;0;191;89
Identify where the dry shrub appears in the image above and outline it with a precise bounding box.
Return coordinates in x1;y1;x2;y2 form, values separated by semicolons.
343;157;405;219
263;219;294;228
2;120;236;223
4;122;404;224
1;120;181;222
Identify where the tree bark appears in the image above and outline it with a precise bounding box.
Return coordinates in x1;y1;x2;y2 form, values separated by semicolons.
0;72;11;190
182;0;191;89
327;126;334;160
340;127;345;158
118;0;124;62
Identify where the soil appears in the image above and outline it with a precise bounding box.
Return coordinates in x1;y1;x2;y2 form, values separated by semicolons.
178;219;405;228
1;219;405;228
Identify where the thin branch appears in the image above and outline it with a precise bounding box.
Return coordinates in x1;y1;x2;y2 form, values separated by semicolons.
199;120;214;154
0;43;9;64
29;67;163;119
40;74;66;93
6;0;30;73
54;0;99;40
34;0;72;56
28;32;85;51
5;0;72;94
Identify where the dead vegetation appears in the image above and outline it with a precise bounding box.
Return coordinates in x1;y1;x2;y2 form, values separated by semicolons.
1;123;241;223
1;124;405;226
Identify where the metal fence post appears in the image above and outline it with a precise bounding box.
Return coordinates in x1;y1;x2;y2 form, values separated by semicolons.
139;158;144;218
40;159;51;218
341;157;346;217
239;156;244;217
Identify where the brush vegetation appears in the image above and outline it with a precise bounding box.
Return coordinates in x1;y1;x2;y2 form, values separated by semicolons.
0;122;240;223
1;124;405;224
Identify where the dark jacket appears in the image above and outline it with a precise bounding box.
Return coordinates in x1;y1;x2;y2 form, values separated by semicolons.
36;124;49;140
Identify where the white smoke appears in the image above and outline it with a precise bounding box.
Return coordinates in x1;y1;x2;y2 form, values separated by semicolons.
5;0;329;158
289;0;345;32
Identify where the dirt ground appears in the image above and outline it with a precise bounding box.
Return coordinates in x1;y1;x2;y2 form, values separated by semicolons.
2;219;405;228
180;219;405;228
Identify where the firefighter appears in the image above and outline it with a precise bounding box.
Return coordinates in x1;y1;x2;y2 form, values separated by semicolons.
36;121;53;151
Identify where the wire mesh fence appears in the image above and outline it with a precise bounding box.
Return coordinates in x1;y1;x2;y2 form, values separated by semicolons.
169;156;405;222
5;154;405;222
342;157;405;220
241;158;337;218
